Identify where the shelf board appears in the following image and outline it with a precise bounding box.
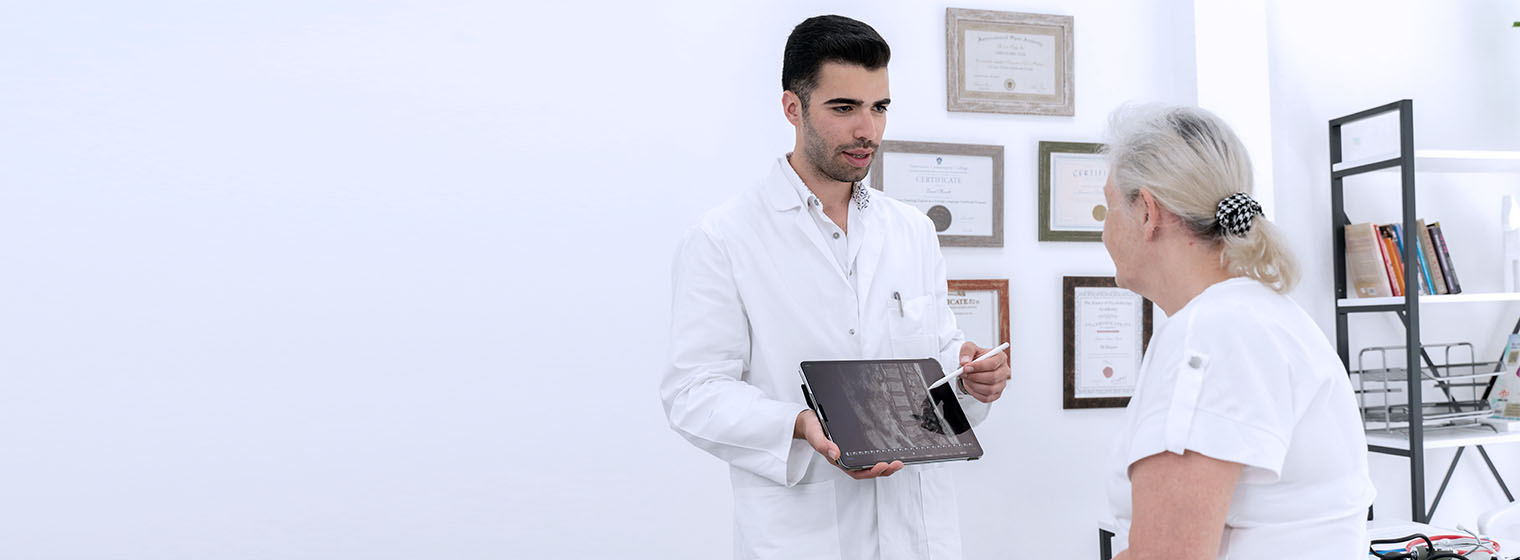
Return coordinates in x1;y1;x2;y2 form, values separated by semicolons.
1366;425;1520;451
1338;292;1520;308
1332;149;1520;174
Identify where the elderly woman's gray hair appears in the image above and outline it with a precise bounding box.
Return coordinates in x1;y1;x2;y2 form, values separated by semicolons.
1104;103;1299;293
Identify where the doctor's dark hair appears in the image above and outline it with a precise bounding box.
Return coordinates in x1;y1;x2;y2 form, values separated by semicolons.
1104;103;1300;294
781;15;890;108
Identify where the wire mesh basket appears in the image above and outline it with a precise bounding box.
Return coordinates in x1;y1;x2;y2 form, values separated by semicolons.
1353;342;1503;434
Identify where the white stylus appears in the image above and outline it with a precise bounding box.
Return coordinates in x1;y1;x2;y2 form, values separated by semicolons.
927;342;1010;390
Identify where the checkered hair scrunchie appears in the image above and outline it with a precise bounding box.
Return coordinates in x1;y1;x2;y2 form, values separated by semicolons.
1215;192;1263;237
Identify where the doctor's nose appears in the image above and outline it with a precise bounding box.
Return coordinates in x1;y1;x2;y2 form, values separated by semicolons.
852;112;881;142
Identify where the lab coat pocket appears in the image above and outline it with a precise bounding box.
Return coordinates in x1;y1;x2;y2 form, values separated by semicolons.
732;481;841;559
888;294;939;358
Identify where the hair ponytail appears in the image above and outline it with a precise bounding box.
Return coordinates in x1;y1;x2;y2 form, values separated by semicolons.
1222;218;1299;293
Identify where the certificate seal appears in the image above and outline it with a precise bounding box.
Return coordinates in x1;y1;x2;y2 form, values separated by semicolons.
927;205;953;232
1004;79;1016;91
1092;205;1107;222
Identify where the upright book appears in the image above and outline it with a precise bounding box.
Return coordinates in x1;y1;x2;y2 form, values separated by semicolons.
1391;223;1436;295
1345;223;1394;298
1428;222;1462;294
1415;219;1448;295
1378;225;1405;296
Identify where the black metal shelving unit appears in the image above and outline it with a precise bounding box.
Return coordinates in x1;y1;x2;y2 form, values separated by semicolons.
1330;99;1516;523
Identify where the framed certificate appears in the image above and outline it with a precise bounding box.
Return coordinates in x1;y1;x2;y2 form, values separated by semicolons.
946;8;1075;116
1038;141;1109;242
1062;276;1153;409
946;279;1010;350
869;140;1004;248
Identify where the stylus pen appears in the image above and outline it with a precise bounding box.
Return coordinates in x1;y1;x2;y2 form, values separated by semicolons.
927;342;1010;390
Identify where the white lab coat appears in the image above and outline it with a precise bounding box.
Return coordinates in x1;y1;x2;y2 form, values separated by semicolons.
661;157;992;560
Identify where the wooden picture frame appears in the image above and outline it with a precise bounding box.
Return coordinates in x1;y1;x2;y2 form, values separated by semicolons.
869;140;1004;247
946;279;1010;350
1062;276;1153;409
946;8;1075;116
1038;141;1108;242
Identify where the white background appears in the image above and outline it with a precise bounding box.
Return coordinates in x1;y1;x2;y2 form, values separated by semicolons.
0;1;1516;559
1268;0;1520;536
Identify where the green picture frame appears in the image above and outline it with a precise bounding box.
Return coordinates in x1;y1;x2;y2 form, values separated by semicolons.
1037;141;1107;242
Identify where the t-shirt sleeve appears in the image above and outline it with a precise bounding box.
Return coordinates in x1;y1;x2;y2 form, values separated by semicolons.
1124;310;1296;483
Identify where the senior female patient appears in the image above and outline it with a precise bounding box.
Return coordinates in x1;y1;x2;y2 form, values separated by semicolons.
1100;104;1375;560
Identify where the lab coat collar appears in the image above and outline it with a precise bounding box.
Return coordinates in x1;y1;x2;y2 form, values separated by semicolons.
767;154;872;213
765;155;883;290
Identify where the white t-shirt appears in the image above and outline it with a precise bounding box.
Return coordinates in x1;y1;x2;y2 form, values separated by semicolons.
1106;277;1376;559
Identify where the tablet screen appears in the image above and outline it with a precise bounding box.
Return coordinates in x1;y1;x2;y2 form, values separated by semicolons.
800;358;982;469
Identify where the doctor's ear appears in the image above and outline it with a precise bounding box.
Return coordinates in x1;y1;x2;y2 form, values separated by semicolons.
782;90;804;127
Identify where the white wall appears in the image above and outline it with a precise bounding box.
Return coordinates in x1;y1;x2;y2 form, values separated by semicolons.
0;1;1194;558
9;1;1514;559
520;1;1199;557
1265;0;1520;529
1194;0;1277;213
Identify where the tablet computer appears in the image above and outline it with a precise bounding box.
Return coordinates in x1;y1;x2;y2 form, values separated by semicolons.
799;358;982;470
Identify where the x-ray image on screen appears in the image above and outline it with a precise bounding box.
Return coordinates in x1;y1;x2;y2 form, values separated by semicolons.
838;361;958;451
801;358;984;468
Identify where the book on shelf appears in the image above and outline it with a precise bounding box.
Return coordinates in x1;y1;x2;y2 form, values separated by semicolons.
1415;219;1449;295
1390;224;1422;294
1482;416;1520;431
1427;221;1462;294
1344;219;1464;298
1396;223;1437;295
1378;225;1405;296
1346;223;1394;298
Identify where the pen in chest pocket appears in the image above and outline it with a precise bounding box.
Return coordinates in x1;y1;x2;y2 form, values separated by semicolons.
892;291;904;317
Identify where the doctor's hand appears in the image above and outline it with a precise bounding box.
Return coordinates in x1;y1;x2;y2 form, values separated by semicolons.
957;341;1011;403
794;410;905;479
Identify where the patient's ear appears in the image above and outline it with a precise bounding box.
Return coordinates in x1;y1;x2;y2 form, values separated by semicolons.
1138;188;1162;240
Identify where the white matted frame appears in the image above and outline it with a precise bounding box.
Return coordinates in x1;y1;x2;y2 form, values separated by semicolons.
946;8;1074;116
1038;141;1107;242
868;140;1004;248
1062;276;1152;410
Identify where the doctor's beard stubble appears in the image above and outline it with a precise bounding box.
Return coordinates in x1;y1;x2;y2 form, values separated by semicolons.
800;115;878;184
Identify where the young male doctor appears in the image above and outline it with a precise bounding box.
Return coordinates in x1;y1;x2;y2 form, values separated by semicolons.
659;15;1011;560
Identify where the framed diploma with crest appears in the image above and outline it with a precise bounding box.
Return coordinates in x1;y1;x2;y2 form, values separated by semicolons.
869;140;1004;248
1062;276;1153;409
946;8;1075;116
